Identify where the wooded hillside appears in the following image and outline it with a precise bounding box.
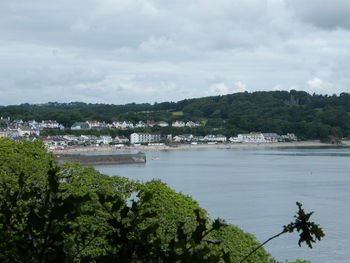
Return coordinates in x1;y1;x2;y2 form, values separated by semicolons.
1;90;349;140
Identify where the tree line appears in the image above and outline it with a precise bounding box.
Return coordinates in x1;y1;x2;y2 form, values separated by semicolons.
1;90;349;140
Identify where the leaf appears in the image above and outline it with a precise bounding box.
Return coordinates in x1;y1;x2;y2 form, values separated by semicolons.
289;202;325;248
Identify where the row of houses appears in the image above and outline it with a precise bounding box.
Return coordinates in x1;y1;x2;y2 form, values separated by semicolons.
129;132;297;144
1;117;204;132
43;135;131;150
1;119;64;130
229;132;297;143
0;127;41;138
42;133;226;148
71;120;203;130
0;119;65;139
1;123;297;146
172;134;227;143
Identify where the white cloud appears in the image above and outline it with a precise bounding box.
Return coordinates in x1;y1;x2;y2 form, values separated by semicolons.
234;81;248;92
306;77;332;93
210;83;230;95
95;0;160;17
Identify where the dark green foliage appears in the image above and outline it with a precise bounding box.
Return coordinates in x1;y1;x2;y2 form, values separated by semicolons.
209;225;271;263
135;180;209;244
0;139;228;262
0;162;92;262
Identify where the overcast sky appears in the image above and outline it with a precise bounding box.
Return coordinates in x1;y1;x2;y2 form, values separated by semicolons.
1;0;350;105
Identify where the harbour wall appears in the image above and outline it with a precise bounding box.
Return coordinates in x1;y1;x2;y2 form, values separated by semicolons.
56;152;146;166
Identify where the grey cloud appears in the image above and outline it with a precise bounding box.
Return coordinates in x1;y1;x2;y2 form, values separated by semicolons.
287;0;350;30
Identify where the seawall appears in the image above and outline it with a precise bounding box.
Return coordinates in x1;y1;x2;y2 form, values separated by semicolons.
55;152;146;166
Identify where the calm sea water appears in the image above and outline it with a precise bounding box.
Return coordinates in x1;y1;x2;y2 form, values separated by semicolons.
94;147;350;263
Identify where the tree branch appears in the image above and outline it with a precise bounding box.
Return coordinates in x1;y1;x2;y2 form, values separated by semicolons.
238;229;288;263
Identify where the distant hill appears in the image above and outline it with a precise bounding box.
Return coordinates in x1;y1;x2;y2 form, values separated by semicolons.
1;90;350;140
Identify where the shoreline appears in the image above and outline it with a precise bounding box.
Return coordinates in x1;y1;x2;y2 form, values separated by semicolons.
52;140;348;154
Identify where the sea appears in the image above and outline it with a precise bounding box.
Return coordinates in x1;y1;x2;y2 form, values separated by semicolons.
94;146;350;263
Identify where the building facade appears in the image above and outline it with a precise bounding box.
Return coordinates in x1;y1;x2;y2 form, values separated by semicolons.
130;133;161;144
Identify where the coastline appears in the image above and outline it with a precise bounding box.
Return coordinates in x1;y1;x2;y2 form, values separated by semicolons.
52;140;348;154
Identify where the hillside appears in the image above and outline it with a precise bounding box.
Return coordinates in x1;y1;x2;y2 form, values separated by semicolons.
1;90;350;140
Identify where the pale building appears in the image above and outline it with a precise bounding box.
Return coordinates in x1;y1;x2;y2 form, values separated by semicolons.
236;132;266;143
71;122;89;130
130;133;161;144
157;121;169;127
172;120;186;127
99;135;113;144
114;136;130;143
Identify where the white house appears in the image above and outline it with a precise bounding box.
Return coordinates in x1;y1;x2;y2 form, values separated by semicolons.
0;129;6;138
172;120;186;127
204;134;216;142
186;121;203;127
130;133;161;144
125;121;134;129
146;120;156;127
215;134;227;142
114;136;130;143
157;121;169;127
41;120;60;129
99;135;113;144
193;136;205;142
112;121;122;129
204;134;227;142
113;121;134;129
71;122;89;130
135;121;146;128
17;127;40;137
173;134;193;142
281;133;297;141
28;120;39;129
63;135;79;143
43;137;67;150
12;120;24;126
86;121;107;129
236;132;266;143
186;121;196;127
262;133;281;142
17;127;31;137
6;129;20;138
229;136;240;143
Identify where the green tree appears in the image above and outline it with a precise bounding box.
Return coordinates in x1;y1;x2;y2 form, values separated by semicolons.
209;225;271;263
0;139;324;262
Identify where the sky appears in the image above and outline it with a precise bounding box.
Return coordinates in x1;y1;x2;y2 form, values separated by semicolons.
0;0;350;105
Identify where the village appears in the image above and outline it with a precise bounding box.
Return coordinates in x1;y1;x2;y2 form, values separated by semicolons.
0;117;297;151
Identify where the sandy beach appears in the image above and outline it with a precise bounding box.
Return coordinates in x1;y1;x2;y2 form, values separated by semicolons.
52;140;348;153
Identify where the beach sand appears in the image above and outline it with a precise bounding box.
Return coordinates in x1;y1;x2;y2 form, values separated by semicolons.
52;140;346;154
